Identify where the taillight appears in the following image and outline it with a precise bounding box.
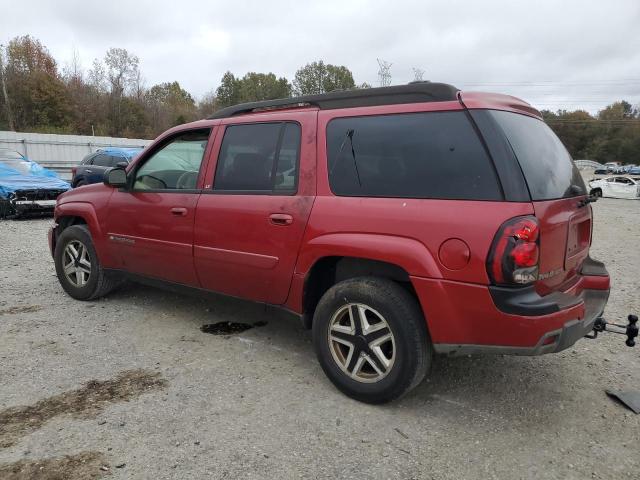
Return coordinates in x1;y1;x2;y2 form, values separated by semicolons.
487;216;540;286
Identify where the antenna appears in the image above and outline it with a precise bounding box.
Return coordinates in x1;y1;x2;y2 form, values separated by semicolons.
377;58;392;87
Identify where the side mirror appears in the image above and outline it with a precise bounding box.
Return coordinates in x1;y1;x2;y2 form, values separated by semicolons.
104;167;127;188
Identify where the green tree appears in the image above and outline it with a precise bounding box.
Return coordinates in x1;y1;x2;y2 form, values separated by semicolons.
238;72;291;102
215;71;241;108
293;60;356;95
147;81;197;131
1;35;71;132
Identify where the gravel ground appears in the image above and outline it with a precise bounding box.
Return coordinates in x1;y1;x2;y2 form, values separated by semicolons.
0;198;638;480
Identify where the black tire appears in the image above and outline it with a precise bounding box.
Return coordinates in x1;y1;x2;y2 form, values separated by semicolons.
54;225;119;300
312;276;432;404
590;188;602;197
0;199;16;219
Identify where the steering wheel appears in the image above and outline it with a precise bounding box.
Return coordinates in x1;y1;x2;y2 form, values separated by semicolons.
176;171;199;190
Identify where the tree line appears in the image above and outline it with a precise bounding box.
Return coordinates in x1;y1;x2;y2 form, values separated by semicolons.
1;35;639;165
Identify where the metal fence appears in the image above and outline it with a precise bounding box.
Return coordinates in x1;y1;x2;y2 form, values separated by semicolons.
0;131;152;180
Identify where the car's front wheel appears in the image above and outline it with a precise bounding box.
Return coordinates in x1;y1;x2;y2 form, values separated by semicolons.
54;225;119;300
312;277;432;404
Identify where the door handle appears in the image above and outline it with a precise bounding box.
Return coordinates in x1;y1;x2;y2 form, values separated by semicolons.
269;213;293;226
170;207;188;216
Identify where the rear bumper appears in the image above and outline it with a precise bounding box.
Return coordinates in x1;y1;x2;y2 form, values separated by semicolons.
432;288;608;356
411;260;610;356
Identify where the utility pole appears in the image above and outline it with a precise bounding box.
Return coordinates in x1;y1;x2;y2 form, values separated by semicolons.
377;59;392;87
412;67;426;82
0;44;15;131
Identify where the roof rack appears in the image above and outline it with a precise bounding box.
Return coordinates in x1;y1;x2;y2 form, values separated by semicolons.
207;82;459;119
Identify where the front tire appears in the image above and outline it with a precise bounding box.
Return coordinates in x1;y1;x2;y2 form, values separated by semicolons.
312;277;432;404
54;225;119;300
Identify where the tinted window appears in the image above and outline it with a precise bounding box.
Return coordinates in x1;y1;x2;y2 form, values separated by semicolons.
326;111;501;200
133;129;209;190
214;122;300;193
92;154;112;167
490;110;586;200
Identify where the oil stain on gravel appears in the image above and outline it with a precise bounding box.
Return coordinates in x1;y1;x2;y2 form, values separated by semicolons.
0;369;167;448
0;451;108;480
200;320;267;335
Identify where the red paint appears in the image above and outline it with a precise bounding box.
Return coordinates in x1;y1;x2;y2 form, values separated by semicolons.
50;88;610;351
438;238;471;271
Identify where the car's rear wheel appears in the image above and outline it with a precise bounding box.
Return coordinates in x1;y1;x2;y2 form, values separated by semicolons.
312;276;432;404
54;225;119;300
590;188;602;197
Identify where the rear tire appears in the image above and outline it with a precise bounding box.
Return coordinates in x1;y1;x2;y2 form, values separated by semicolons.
590;188;602;197
54;225;119;300
312;276;432;404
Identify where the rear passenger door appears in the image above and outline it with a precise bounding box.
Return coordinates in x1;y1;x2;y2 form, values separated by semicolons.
193;112;316;304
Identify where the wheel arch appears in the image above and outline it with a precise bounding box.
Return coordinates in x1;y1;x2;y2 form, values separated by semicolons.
54;202;112;265
299;255;424;330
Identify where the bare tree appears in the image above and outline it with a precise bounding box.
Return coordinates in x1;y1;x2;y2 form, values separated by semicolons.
377;58;392;87
0;44;15;130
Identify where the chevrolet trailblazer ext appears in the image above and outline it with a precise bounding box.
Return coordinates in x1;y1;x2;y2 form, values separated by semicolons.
49;82;612;403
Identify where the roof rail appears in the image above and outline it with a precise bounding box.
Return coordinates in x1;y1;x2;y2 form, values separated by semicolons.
207;82;459;119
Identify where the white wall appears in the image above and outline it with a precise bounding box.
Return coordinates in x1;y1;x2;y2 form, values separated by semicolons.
0;131;153;180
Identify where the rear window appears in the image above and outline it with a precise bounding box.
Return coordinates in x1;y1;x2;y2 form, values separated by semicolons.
326;111;502;200
489;110;585;200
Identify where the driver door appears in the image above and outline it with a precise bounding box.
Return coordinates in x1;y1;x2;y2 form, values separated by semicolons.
104;128;213;286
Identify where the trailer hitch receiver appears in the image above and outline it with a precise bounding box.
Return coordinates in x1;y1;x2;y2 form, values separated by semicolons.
585;315;638;347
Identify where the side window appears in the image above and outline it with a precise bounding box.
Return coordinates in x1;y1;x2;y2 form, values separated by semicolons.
213;122;300;193
92;154;112;167
133;129;210;190
326;111;502;200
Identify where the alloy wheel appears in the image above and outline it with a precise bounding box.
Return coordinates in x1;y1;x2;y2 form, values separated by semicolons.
62;240;92;287
327;303;396;383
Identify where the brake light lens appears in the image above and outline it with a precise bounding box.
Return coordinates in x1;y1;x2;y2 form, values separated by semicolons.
488;216;540;285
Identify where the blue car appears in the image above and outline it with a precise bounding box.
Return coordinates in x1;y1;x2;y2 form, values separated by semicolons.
72;147;143;187
0;148;70;219
628;166;640;175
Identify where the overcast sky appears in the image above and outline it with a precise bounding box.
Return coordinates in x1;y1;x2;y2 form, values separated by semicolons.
2;0;640;113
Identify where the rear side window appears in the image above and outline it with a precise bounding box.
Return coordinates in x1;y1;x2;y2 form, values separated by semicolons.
489;110;586;200
92;154;112;167
326;111;502;200
213;122;300;193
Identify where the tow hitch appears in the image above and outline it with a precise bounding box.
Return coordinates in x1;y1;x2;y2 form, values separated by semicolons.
585;315;638;347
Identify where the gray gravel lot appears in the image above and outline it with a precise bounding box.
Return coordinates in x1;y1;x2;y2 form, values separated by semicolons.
0;198;639;479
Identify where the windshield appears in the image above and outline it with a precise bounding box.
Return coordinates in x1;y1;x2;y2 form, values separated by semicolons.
490;110;585;200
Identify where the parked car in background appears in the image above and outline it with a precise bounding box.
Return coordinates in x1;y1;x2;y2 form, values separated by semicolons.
627;165;640;175
589;176;640;199
593;168;609;175
71;147;143;187
604;162;624;173
0;148;70;218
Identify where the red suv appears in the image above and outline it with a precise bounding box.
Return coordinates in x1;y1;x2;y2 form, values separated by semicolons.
48;82;610;403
